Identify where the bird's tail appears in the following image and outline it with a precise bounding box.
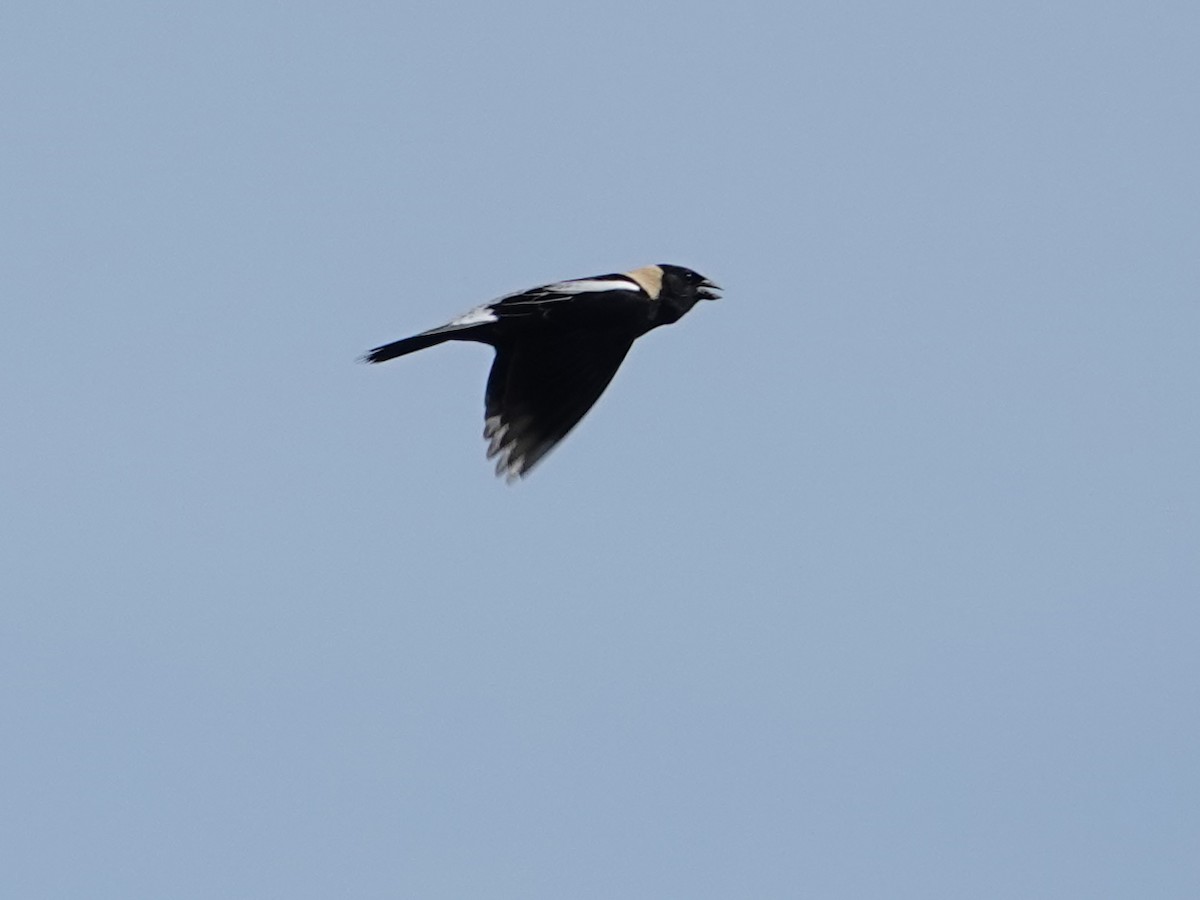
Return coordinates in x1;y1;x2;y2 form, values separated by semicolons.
361;331;457;364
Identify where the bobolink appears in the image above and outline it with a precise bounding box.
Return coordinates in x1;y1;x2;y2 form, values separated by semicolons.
364;263;721;480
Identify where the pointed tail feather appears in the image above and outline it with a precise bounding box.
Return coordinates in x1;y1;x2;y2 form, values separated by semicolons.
362;331;457;364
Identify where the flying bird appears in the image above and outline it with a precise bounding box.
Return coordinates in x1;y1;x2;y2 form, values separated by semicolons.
363;263;721;480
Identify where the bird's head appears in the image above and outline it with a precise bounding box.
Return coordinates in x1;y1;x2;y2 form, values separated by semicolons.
659;264;722;303
651;264;722;325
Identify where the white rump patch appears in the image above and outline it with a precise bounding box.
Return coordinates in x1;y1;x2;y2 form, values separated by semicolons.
449;305;498;327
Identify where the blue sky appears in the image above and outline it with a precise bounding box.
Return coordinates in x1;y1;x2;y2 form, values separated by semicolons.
3;2;1198;897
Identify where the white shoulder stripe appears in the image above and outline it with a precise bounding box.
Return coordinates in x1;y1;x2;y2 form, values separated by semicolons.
543;277;642;295
449;305;498;326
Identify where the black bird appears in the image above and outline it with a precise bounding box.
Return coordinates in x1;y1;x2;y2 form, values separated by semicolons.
364;263;721;480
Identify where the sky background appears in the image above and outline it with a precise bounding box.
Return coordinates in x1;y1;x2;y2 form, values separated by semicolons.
3;2;1198;897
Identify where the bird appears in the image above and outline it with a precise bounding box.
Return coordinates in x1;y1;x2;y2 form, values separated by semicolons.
363;263;721;480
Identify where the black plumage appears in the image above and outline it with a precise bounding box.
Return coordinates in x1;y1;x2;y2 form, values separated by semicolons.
364;263;720;480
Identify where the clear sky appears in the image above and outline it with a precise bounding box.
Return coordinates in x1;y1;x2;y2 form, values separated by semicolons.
3;2;1198;897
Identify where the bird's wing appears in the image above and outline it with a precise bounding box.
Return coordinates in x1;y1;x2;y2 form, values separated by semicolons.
484;331;634;480
489;274;646;315
365;275;648;363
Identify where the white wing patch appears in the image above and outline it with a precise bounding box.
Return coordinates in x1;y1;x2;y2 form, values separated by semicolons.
487;272;651;313
541;277;642;295
449;305;498;326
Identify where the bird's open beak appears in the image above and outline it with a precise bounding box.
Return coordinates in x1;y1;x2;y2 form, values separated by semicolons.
698;279;722;301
